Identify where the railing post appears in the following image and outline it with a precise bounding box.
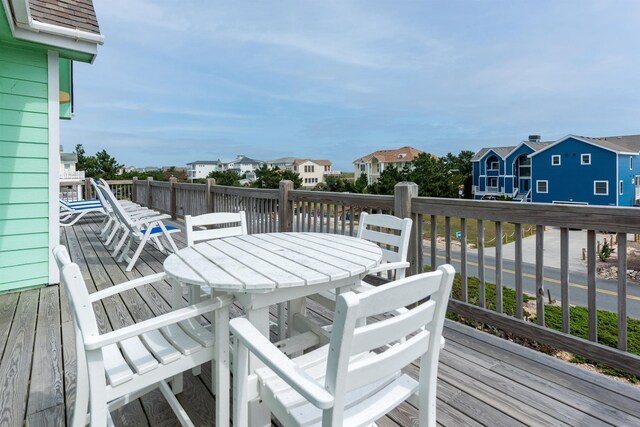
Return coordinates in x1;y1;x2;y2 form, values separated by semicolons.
206;178;216;213
394;182;419;276
279;180;294;232
84;177;92;200
132;177;138;203
146;177;153;208
169;176;178;219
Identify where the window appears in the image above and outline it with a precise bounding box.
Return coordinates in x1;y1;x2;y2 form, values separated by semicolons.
489;161;499;170
304;165;315;173
594;180;608;195
64;163;71;169
487;177;498;188
536;180;548;193
620;180;624;195
581;154;591;165
551;155;561;166
635;176;640;186
359;164;365;171
631;157;634;170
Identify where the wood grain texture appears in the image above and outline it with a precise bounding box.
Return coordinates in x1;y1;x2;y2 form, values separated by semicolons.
27;286;64;415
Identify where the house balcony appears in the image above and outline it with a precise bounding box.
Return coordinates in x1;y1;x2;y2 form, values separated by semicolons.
59;170;85;181
3;181;640;425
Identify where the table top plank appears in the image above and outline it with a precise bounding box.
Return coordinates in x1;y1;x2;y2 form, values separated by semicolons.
251;234;369;276
164;233;383;292
298;232;384;257
216;239;323;288
169;247;243;288
195;243;276;290
274;233;382;265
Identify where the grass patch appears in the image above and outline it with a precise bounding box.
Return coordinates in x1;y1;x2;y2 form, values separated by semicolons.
442;269;640;382
422;217;536;248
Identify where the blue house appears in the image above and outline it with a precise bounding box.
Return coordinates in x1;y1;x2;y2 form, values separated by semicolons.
472;135;551;201
529;135;640;206
472;134;640;206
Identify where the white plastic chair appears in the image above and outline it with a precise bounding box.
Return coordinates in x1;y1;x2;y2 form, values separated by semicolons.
98;184;180;271
184;211;248;247
53;245;233;427
231;265;455;427
309;212;413;312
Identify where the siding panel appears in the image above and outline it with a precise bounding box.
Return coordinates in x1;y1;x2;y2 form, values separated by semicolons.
0;141;48;159
0;45;49;291
0;77;47;98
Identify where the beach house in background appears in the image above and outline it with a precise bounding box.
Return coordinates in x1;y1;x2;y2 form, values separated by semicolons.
472;134;640;206
187;159;224;179
225;155;264;175
0;0;103;292
353;146;424;186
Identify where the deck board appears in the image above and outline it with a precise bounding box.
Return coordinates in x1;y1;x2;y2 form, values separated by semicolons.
0;213;638;426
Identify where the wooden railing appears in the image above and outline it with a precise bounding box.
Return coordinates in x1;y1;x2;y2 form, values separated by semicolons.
130;178;640;377
59;179;133;201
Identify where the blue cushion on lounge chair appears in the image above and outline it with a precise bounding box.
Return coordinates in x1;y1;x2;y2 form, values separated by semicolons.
139;225;179;235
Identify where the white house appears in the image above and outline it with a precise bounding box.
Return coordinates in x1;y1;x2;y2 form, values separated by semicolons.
186;160;224;180
266;157;297;171
353;146;424;185
293;159;333;187
59;146;83;180
225;155;264;175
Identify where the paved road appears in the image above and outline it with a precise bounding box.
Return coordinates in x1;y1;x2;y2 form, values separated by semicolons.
427;247;640;318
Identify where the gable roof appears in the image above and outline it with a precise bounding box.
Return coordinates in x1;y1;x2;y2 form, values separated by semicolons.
60;152;77;162
227;156;263;165
266;157;297;165
353;146;424;164
471;146;515;162
186;160;223;165
28;0;100;34
293;159;332;166
530;134;640;157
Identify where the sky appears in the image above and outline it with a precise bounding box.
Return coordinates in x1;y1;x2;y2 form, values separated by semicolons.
61;0;640;172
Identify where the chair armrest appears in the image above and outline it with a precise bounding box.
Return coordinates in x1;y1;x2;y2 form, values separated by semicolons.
230;318;334;409
85;295;234;350
367;261;409;275
131;214;171;226
89;272;168;302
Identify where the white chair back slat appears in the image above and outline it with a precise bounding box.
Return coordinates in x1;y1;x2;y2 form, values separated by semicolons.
185;211;248;247
350;300;435;354
356;212;412;277
99;184;134;228
347;330;430;391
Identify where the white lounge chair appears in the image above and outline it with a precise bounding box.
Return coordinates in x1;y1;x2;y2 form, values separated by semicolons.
59;199;105;227
231;265;455;427
98;183;180;271
53;245;233;427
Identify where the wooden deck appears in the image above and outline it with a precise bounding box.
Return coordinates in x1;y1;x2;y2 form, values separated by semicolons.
1;213;640;426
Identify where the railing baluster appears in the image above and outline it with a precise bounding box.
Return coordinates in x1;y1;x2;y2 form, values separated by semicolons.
307;202;312;232
320;203;325;233
536;225;544;326
618;232;628;351
587;230;597;342
349;207;354;236
444;216;451;264
477;219;485;308
461;217;468;303
333;203;338;234
341;203;346;235
495;221;503;314
430;215;436;269
515;223;523;319
560;227;570;333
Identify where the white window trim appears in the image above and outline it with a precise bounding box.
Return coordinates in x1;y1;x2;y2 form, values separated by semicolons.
620;180;624;195
536;180;548;194
489;161;499;171
594;180;608;195
551;155;561;166
581;153;591;165
487;177;498;187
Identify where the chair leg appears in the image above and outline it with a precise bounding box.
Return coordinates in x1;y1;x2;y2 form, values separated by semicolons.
105;224;120;246
117;238;132;262
233;338;250;427
171;280;184;394
215;305;230;427
112;231;128;258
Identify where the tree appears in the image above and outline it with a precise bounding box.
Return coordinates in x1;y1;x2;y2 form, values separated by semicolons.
207;170;241;186
367;165;408;195
253;165;302;189
350;173;369;193
73;144;122;179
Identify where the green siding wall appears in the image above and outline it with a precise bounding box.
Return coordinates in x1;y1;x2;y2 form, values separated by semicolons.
0;44;49;292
